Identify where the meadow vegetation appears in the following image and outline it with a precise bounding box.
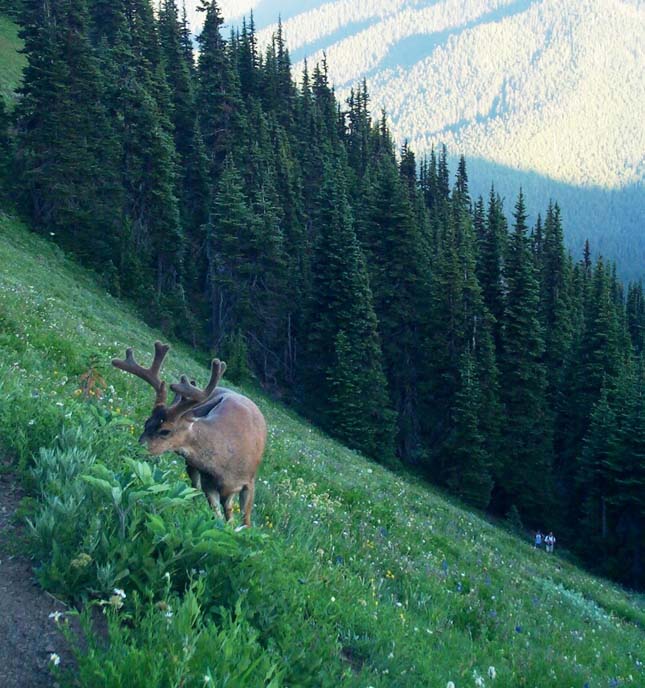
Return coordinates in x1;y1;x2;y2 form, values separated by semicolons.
1;210;643;686
0;13;25;100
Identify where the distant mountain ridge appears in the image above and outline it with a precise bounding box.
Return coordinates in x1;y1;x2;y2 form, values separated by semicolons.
186;0;645;279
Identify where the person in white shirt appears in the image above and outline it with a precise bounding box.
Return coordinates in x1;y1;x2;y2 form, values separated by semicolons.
545;532;556;553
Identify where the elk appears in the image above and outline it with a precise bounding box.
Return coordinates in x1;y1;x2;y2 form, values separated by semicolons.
112;342;266;526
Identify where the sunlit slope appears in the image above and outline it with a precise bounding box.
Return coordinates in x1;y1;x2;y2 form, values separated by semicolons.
213;0;645;192
186;0;645;278
0;14;25;101
1;212;644;686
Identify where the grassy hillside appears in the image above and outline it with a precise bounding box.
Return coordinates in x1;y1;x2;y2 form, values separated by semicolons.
1;211;644;687
0;14;25;101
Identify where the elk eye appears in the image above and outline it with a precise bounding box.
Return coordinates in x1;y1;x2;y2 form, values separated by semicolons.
158;429;172;437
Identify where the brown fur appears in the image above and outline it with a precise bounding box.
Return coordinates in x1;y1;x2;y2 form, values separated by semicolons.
113;344;266;526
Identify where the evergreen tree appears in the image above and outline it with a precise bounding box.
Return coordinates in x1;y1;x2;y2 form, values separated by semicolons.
540;202;573;405
359;147;429;461
627;282;645;353
477;187;506;351
179;1;195;70
442;350;493;509
303;161;396;462
499;191;552;523
16;0;123;268
196;0;247;178
577;384;617;557
0;98;10;187
559;258;624;470
604;360;645;587
204;156;257;348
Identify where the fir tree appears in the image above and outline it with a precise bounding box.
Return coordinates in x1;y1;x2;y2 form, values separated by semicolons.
577;384;616;554
196;0;247;178
604;360;645;587
442;350;493;509
359;148;429;461
0;97;10;187
17;0;123;268
540;202;573;405
499;191;553;523
477;187;507;351
627;282;645;353
303;161;396;462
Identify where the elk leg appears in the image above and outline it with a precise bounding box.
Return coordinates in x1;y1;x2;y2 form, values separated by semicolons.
185;461;201;490
221;493;235;523
200;473;222;519
239;481;255;527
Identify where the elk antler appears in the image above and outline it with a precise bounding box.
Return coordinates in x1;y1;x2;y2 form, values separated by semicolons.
170;359;226;401
111;341;170;407
166;359;227;420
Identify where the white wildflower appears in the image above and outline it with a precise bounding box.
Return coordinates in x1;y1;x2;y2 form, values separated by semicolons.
447;682;456;688
48;611;63;622
113;588;126;599
488;666;497;679
49;653;61;666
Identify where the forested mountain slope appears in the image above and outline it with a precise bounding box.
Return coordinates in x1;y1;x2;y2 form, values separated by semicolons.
2;1;645;589
187;0;645;279
1;204;644;687
0;6;644;683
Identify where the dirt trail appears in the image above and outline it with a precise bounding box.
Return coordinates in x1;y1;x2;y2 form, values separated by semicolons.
0;462;72;688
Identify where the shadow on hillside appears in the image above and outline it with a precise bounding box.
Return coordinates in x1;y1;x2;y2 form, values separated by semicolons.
448;155;645;282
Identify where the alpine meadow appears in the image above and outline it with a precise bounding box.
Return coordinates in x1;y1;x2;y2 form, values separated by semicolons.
0;2;643;687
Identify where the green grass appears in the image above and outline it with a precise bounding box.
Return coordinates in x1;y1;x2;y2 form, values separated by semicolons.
1;211;644;687
1;11;643;687
0;14;25;102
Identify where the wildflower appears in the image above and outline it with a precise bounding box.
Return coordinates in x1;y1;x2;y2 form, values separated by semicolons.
49;653;61;666
113;588;126;599
48;611;63;622
203;676;211;684
447;682;456;688
71;553;92;569
488;666;496;679
475;677;485;687
331;596;336;602
515;625;522;633
165;610;173;619
108;594;125;609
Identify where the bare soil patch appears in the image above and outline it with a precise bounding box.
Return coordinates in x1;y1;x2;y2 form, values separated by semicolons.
0;462;72;687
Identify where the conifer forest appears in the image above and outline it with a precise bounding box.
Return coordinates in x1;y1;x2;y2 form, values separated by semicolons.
4;0;644;589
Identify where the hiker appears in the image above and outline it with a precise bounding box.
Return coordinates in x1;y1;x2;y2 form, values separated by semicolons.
534;531;543;548
545;532;556;553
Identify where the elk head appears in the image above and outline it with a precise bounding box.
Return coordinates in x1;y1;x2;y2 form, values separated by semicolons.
111;341;226;456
